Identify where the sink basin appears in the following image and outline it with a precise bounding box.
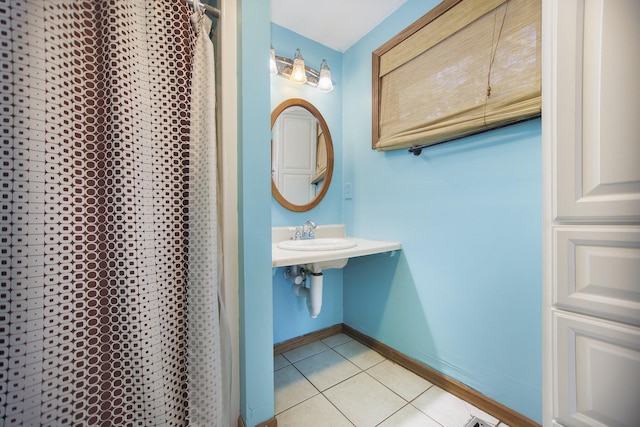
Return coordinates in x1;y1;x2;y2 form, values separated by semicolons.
278;238;357;251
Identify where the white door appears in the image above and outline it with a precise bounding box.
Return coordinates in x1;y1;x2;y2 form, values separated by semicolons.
543;0;640;426
273;107;317;206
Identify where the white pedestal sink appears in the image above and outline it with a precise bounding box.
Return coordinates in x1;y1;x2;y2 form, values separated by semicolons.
277;236;356;272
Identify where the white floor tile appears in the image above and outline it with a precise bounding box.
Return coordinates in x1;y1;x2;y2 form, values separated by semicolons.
276;394;353;427
274;365;319;414
274;354;290;370
367;359;433;401
378;404;443;427
275;336;510;427
321;333;353;348
324;372;405;426
412;386;499;427
294;349;361;391
333;339;386;370
282;340;330;363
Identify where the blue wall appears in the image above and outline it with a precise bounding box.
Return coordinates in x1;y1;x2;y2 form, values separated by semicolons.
341;0;542;423
271;24;345;343
267;0;542;422
238;0;273;425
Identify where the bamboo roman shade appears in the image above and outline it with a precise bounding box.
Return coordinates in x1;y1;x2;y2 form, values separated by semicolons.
372;0;541;151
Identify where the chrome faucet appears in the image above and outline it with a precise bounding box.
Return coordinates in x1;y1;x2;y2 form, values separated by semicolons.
295;220;317;240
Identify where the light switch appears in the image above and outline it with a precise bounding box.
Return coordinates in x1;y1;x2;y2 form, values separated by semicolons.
344;182;353;199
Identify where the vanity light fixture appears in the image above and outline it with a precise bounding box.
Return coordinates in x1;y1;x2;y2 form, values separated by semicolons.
271;48;333;93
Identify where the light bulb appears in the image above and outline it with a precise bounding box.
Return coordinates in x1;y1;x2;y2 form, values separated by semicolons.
290;49;307;84
270;48;277;75
317;59;333;93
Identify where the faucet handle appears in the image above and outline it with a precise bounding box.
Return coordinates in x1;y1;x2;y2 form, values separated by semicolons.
294;227;302;240
303;220;317;239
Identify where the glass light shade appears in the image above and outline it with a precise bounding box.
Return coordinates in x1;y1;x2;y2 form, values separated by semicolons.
317;60;333;92
270;48;277;74
290;49;307;84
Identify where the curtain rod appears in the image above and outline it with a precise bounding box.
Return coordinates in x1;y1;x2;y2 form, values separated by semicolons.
186;0;220;19
407;115;541;156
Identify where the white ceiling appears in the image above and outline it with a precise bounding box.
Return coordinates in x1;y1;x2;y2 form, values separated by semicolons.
270;0;409;52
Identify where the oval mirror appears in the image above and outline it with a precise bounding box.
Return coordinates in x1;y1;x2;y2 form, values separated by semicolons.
271;98;334;212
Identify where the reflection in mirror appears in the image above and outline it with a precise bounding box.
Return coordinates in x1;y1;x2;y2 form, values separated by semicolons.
271;98;333;212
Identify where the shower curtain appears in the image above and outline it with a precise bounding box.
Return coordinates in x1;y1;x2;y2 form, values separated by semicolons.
0;1;226;426
187;8;226;427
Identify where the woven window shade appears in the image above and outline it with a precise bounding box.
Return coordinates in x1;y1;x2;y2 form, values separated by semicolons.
373;0;541;151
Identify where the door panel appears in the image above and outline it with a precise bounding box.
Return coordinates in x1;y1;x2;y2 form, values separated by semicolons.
274;109;316;205
555;227;640;326
555;0;640;222
555;312;640;427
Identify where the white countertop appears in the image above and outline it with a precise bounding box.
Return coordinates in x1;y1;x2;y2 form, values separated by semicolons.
272;237;402;268
272;224;402;268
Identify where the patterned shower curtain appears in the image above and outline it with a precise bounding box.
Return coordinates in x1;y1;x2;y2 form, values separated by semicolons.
0;1;224;426
186;9;225;427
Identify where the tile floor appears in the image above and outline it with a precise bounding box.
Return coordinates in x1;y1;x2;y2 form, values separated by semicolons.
274;333;511;427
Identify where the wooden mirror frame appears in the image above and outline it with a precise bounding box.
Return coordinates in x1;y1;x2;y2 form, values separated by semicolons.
271;98;334;212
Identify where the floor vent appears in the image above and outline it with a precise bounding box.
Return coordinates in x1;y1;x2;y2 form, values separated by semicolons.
465;416;493;427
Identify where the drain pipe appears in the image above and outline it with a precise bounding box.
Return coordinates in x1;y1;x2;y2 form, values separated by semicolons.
306;272;323;318
284;266;304;285
286;267;323;318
